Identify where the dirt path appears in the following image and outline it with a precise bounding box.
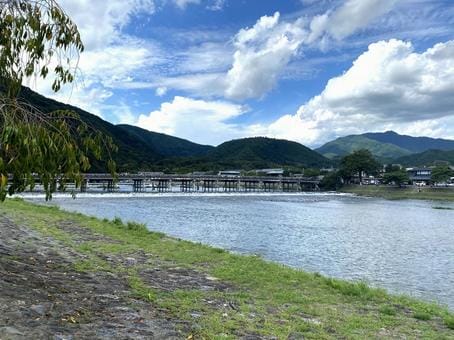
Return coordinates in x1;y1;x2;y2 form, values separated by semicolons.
0;216;189;339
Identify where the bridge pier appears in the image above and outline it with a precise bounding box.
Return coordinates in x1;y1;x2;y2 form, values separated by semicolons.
222;180;238;192
242;180;259;192
155;179;170;192
282;181;298;192
80;179;88;193
263;181;279;192
103;179;115;192
133;179;144;192
180;179;193;192
202;180;217;192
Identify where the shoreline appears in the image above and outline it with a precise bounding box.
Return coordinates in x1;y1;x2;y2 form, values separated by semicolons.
1;198;453;338
340;185;454;202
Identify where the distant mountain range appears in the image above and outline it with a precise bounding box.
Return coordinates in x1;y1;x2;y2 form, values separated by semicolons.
317;131;454;164
14;86;330;172
8;86;454;170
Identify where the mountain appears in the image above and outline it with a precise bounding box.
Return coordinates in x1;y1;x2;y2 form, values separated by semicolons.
205;137;331;169
316;134;412;161
395;149;454;166
13;86;211;171
117;124;213;158
10;86;329;172
317;131;454;162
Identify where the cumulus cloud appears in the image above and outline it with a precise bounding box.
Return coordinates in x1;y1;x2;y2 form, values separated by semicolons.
263;39;454;146
27;0;160;120
156;0;399;101
136;96;248;145
224;12;307;100
59;0;156;50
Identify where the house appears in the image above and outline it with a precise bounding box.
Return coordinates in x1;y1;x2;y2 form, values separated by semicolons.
255;168;284;176
218;170;241;177
407;167;432;185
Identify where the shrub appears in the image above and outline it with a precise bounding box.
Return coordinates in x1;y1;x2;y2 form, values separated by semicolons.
112;217;123;226
126;221;148;232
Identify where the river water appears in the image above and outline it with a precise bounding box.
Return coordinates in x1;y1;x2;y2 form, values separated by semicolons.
26;192;454;309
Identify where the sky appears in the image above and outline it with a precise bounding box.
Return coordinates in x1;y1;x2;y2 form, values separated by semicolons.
29;0;454;147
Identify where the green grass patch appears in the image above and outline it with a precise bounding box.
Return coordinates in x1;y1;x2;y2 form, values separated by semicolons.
128;274;157;302
1;198;454;339
341;185;454;202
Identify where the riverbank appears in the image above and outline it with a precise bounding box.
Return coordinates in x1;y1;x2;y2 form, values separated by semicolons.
340;185;454;201
1;199;453;339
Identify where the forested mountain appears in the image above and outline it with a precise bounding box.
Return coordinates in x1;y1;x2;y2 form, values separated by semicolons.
363;131;454;153
206;137;331;169
12;86;330;172
317;131;454;162
117;124;213;158
395;149;454;166
13;86;212;171
316;134;411;161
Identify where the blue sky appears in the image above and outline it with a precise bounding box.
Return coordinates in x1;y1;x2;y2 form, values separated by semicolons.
31;0;454;147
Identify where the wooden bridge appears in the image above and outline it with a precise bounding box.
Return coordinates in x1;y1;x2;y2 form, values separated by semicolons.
80;173;321;193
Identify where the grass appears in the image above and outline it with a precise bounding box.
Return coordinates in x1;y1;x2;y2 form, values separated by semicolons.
1;197;454;339
341;185;454;202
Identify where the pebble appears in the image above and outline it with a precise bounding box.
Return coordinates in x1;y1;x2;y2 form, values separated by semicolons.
30;304;47;316
1;326;24;335
125;257;137;266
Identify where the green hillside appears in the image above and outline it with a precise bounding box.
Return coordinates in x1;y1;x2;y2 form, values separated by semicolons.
11;86;330;172
364;131;454;153
12;86;212;171
117;124;213;157
316;135;411;161
317;131;454;162
395;149;454;166
206;137;331;169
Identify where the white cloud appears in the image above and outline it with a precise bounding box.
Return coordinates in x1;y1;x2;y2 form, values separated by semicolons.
262;39;454;146
136;96;247;145
59;0;155;50
172;0;201;10
153;1;399;101
308;0;398;43
224;13;307;100
207;0;226;11
155;87;168;96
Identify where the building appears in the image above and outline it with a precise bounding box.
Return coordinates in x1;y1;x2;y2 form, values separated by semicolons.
407;167;432;185
218;170;241;177
255;168;284;176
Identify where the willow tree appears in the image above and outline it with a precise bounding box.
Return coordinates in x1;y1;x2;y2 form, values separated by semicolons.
0;0;116;200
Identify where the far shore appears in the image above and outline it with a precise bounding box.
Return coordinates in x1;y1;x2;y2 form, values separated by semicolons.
340;184;454;202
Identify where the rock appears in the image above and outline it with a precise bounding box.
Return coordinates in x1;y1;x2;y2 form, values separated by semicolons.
30;304;47;316
54;334;73;340
0;326;24;336
125;257;137;266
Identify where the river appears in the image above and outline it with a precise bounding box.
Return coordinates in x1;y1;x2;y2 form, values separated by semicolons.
26;192;454;309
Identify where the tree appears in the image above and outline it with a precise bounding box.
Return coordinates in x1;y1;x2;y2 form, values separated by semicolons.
319;171;343;191
385;164;401;173
382;170;409;187
431;165;454;184
0;0;116;200
340;149;380;184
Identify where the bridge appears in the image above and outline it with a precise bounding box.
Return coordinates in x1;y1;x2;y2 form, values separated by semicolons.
79;173;321;193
